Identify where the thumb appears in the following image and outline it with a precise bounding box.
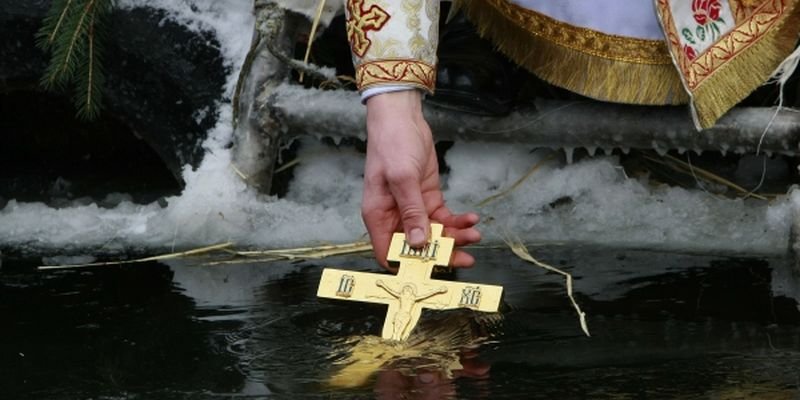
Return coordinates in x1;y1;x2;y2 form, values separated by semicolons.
387;171;430;247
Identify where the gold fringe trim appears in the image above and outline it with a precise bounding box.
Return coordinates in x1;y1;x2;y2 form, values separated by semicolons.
682;0;800;129
456;0;689;106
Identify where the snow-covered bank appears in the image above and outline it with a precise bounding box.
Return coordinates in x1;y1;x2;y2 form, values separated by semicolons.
0;1;796;258
445;143;794;255
2;139;794;257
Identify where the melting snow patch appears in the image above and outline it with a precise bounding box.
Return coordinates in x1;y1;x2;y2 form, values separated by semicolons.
0;1;795;258
443;142;793;255
1;140;793;256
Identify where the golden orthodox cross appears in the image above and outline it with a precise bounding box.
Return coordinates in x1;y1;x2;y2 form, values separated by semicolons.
346;0;391;57
317;224;503;341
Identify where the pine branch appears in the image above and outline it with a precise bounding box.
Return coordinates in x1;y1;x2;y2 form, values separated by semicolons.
37;0;113;120
74;2;108;120
48;1;73;44
86;16;95;113
36;0;74;50
39;0;89;89
62;0;95;74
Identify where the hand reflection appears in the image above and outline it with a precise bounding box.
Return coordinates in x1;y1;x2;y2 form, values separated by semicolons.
373;348;491;400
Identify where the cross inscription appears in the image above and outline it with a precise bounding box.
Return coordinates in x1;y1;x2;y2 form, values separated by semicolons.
317;224;503;341
346;0;391;57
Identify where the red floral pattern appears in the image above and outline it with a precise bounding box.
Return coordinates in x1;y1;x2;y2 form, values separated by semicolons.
683;45;697;61
692;0;722;25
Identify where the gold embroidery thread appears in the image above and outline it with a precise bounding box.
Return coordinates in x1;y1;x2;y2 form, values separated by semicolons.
356;59;436;92
347;0;392;58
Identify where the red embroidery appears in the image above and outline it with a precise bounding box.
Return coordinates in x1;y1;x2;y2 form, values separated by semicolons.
659;0;789;89
692;0;722;25
346;0;391;58
683;44;698;61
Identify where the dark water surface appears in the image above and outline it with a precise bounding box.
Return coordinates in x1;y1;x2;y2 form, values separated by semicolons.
2;247;800;399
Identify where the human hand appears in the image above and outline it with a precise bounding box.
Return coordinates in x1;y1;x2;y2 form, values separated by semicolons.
362;90;481;270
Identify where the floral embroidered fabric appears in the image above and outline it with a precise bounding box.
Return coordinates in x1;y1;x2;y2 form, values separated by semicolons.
342;0;800;129
344;0;439;93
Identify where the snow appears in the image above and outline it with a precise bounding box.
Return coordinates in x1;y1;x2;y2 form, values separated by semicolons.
117;0;254;94
444;143;793;254
272;0;343;27
1;138;793;256
0;0;797;260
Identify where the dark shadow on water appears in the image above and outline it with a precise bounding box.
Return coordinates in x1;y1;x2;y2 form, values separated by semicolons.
2;246;800;398
0;260;244;399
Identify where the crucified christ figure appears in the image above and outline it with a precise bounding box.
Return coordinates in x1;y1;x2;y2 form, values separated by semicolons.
375;280;448;341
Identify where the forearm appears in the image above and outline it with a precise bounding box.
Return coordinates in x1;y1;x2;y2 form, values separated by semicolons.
347;1;481;269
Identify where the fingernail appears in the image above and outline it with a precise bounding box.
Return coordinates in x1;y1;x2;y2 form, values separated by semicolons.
418;373;434;384
409;228;425;245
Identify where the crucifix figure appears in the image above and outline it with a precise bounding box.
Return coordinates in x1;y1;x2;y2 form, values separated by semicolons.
375;280;448;340
317;224;503;341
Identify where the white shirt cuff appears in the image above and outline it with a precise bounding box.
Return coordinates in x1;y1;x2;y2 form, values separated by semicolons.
361;85;417;104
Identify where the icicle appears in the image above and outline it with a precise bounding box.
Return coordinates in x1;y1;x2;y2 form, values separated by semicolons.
677;147;687;154
653;141;667;156
586;146;597;157
765;150;773;158
564;147;574;164
720;144;729;157
621;147;630;155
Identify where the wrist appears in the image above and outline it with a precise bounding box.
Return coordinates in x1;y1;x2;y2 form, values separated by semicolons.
366;89;423;114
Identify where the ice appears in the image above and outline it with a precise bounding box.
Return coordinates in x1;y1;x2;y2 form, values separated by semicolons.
117;0;254;94
564;147;575;164
41;255;97;266
0;1;798;259
284;142;364;208
272;0;343;27
0;139;795;256
99;193;135;208
273;83;367;140
444;143;548;206
167;259;299;308
0;1;363;255
443;142;793;255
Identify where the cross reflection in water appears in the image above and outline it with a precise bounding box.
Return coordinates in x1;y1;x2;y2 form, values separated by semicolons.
327;310;500;397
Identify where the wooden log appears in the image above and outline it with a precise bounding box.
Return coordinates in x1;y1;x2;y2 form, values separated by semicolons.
231;2;298;194
271;85;800;156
